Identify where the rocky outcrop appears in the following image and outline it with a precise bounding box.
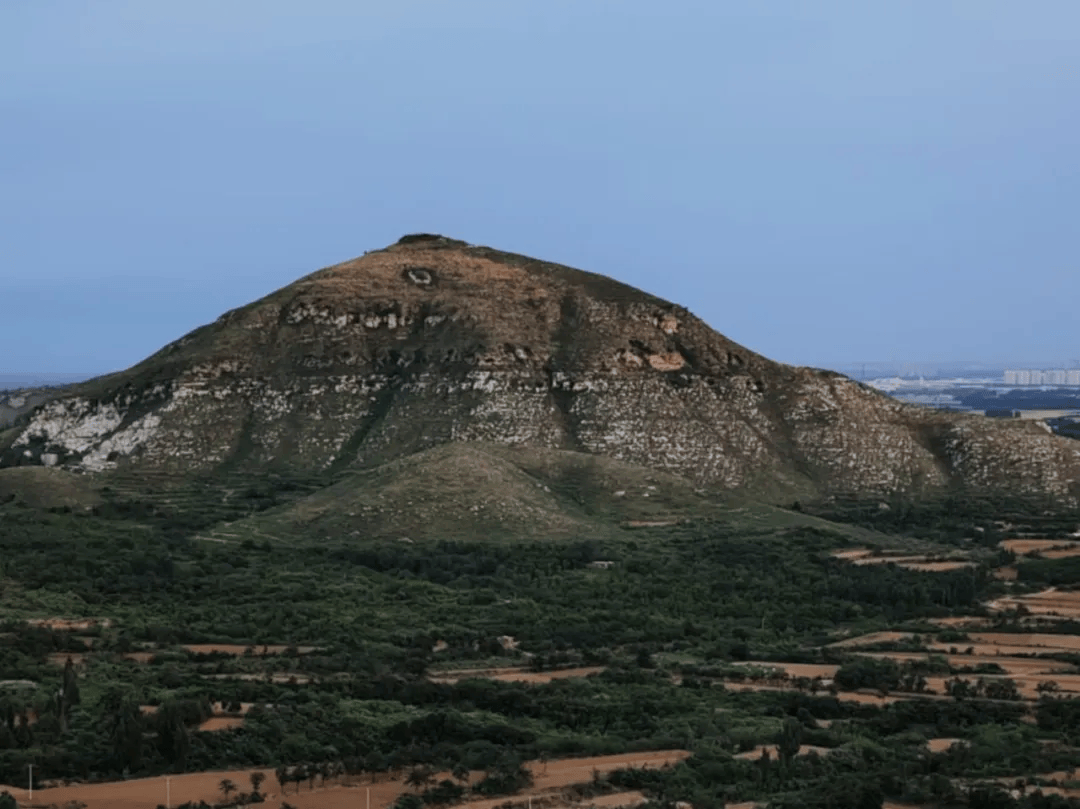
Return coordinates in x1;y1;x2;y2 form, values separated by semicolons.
0;386;73;430
4;234;1079;503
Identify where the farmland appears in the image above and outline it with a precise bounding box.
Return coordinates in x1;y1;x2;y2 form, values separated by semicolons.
3;491;1080;808
0;751;689;809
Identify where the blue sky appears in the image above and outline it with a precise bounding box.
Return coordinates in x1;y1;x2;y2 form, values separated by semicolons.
3;1;1079;375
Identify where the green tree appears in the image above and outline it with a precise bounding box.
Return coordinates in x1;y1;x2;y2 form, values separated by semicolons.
219;777;237;802
777;717;803;769
101;691;144;772
154;700;191;769
275;765;289;795
395;794;424;809
250;771;266;796
406;765;435;793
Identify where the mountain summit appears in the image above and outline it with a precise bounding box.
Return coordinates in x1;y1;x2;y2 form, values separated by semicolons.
4;234;1078;504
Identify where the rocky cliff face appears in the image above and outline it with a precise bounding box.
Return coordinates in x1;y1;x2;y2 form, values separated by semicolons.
0;386;75;432
4;234;1079;503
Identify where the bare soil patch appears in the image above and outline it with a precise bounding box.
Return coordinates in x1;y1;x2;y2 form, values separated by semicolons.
928;616;995;628
47;651;154;667
0;751;690;809
851;555;932;566
0;767;280;809
989;589;1080;618
46;653;87;666
858;651;1073;676
530;751;690;789
198;716;245;732
899;561;976;572
977;769;1080;799
831;548;873;560
494;667;605;684
1001;539;1080;554
720;681;936;706
827;631;913;648
458;790;649;809
578;791;648;808
924;641;1079;656
27;617;112;631
967;632;1080;652
429;667;604;684
993;674;1080;699
927;738;966;753
731;662;838;678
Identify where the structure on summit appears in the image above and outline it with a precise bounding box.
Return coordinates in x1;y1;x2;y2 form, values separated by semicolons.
3;234;1079;505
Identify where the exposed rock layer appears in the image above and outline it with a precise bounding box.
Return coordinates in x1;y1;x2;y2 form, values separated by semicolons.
4;235;1079;503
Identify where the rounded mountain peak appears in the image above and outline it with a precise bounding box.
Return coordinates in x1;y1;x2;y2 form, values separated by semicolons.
6;237;1077;510
180;235;765;383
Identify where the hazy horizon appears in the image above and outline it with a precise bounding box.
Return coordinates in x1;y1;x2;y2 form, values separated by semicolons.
4;2;1078;373
7;360;1080;391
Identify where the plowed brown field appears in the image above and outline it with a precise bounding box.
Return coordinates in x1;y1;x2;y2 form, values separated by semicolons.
731;662;838;678
827;631;913;648
0;751;690;809
720;681;940;706
27;617;112;631
1000;540;1080;554
832;549;873;560
858;651;1072;675
47;651;155;666
927;738;965;752
924;642;1078;656
900;561;976;571
989;589;1080;618
198;716;245;731
968;633;1080;651
928;617;995;628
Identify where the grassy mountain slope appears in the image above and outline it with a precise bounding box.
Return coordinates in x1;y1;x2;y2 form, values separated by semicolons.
195;442;885;547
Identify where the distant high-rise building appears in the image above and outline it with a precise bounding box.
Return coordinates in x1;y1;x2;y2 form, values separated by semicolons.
1003;368;1080;386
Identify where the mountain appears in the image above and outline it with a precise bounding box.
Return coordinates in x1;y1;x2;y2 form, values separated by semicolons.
3;234;1079;505
0;379;87;431
0;373;95;390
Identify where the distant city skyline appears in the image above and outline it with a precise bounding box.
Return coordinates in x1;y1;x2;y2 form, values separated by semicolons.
7;359;1080;390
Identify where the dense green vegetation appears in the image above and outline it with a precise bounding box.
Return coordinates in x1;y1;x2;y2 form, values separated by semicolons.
3;482;1080;808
